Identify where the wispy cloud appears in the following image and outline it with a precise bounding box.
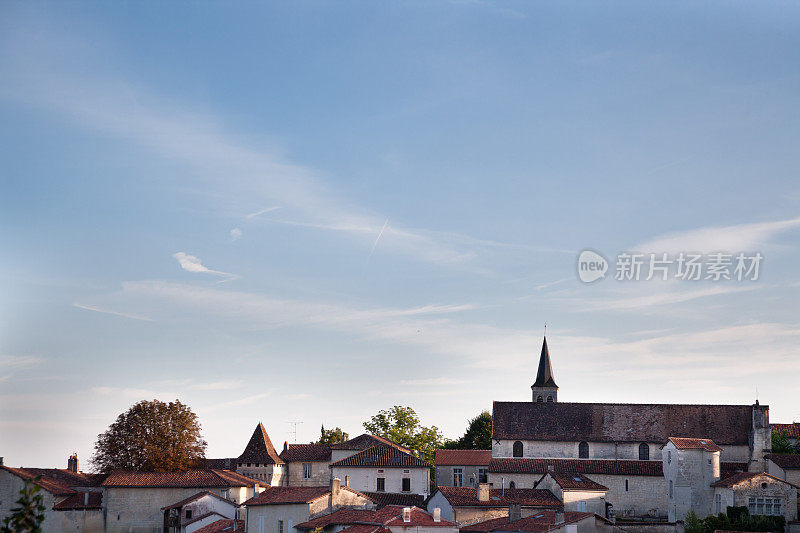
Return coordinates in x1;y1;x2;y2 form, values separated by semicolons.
73;302;153;321
400;377;470;386
246;206;281;219
583;285;761;311
172;252;238;281
0;355;42;369
230;227;242;241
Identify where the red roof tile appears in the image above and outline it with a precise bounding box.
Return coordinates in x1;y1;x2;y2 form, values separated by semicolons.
772;423;800;438
237;423;284;465
489;458;663;476
667;437;723;452
192;519;245;533
52;492;103;510
766;454;800;470
295;505;456;529
101;469;257;488
492;402;755;445
543;472;608;491
435;450;492;466
435;487;562;508
280;444;332;462
712;471;799;489
461;510;600;532
161;490;239;510
331;434;411;453
330;444;430;468
243;486;332;505
1;466;76;496
362;491;425;508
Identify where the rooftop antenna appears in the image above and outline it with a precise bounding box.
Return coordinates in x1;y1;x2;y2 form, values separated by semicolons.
544;322;547;337
286;421;303;443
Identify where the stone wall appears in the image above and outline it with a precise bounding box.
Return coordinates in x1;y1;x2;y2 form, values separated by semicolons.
286;461;332;487
436;465;486;487
729;475;798;523
330;466;429;496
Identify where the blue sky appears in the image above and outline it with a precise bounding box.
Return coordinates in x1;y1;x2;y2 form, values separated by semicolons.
1;1;800;468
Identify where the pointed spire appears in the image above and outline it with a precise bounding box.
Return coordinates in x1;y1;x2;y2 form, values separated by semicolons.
533;336;557;388
237;422;284;464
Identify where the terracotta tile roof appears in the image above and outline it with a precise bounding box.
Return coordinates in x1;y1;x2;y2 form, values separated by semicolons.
543;472;608;491
52;492;103;510
461;510;600;532
192;518;245;532
435;487;562;508
362;491;425;508
339;525;390;533
330;444;430;468
666;437;723;452
295;505;456;530
161;490;239;510
1;466;77;496
242;485;366;506
489;458;663;476
280;443;332;462
101;469;257;488
237;423;284;465
492;402;754;445
766;454;800;470
331;434;412;453
772;423;800;438
435;449;492;466
721;462;748;479
185;511;229;526
712;471;800;489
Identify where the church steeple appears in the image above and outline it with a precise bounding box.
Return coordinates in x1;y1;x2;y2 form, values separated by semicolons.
531;336;558;402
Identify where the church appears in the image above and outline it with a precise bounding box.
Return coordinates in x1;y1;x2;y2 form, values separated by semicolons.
486;337;794;524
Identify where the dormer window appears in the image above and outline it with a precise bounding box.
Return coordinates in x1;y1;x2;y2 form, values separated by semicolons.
639;443;649;461
513;441;523;457
579;442;589;459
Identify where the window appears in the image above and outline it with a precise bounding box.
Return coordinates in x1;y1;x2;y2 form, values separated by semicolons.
302;463;312;479
625;479;629;492
478;467;488;484
185;510;192;519
537;396;544;402
577;501;586;512
715;494;722;514
579;442;589;459
749;497;782;516
453;468;463;487
258;516;265;533
669;480;673;498
509;481;516;489
402;478;411;492
513;441;523;457
547;396;554;402
377;477;385;492
667;451;671;464
278;520;284;533
639;443;649;461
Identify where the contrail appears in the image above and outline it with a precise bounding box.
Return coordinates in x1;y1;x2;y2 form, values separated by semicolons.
369;219;389;258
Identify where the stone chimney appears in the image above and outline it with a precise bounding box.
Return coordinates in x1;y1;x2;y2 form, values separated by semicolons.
84;493;89;506
332;477;341;496
478;483;490;502
749;402;770;472
555;510;565;524
433;508;441;522
509;503;522;522
403;507;411;522
0;457;4;466
67;453;79;473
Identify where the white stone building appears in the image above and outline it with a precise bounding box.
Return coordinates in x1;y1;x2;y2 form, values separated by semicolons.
329;443;431;498
434;449;491;488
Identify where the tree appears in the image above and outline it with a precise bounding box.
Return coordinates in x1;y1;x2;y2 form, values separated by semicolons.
771;429;798;454
91;399;207;473
1;477;46;533
317;425;348;445
443;411;492;449
683;511;704;533
363;406;443;463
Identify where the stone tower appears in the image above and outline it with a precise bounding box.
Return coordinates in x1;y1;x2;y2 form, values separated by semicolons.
531;336;558;403
236;422;286;486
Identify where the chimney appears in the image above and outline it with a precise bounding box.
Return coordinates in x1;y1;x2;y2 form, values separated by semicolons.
283;441;288;452
68;453;79;473
509;503;522;522
332;477;341;496
433;508;441;522
403;507;411;523
84;493;89;506
555;510;565;524
345;475;350;487
0;457;3;466
477;483;490;502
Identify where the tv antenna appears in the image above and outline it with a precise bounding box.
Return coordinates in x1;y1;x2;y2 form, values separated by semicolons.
286;421;304;443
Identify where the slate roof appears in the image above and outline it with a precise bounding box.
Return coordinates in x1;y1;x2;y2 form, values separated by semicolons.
52;492;103;510
532;337;557;388
766;454;800;470
772;423;800;438
434;487;562;508
101;469;257;488
237;423;284;465
711;471;800;489
489;458;664;476
329;444;430;468
461;510;601;532
492;402;754;445
161;490;239;510
542;472;608;491
331;434;412;453
280;443;332;462
435;449;492;466
295;505;457;530
667;437;723;452
362;491;425;508
193;519;245;533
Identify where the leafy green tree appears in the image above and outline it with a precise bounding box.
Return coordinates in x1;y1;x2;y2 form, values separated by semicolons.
443;411;492;450
684;511;704;533
363;406;443;463
317;425;348;445
1;477;46;533
91;399;207;473
771;429;798;454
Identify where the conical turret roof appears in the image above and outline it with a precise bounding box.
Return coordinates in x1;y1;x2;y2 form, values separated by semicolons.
532;336;557;388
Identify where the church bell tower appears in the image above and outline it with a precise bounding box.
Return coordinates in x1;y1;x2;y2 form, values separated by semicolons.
531;336;558;402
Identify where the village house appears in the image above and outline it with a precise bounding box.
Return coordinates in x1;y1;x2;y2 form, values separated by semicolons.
235;422;286;485
294;504;459;532
160;490;239;533
280;443;333;487
766;453;800;486
426;485;562;526
460;508;620;533
435;449;491;488
534;472;608;516
329;443;432;498
771;422;800;449
241;477;374;533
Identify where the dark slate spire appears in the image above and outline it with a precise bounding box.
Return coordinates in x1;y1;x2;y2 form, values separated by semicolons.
533;336;557;388
237;422;284;464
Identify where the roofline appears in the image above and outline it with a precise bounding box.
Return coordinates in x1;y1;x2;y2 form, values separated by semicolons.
711;471;800;490
492;400;766;408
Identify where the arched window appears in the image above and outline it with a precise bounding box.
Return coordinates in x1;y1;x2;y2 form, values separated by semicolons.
509;481;516;489
536;396;543;403
639;443;650;461
546;396;553;403
578;441;589;458
513;441;523;457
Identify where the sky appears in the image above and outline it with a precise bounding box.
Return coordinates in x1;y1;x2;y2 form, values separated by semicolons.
1;1;800;469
